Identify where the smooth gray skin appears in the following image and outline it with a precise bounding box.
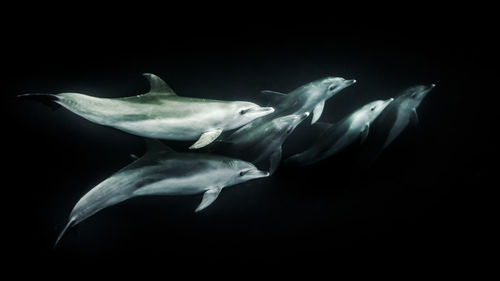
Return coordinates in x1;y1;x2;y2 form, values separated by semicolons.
19;73;274;149
211;112;310;174
358;84;435;164
227;77;356;140
285;99;393;166
54;140;269;247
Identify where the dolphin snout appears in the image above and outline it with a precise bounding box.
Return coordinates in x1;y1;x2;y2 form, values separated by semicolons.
246;169;270;178
255;106;275;114
299;112;310;121
345;79;357;85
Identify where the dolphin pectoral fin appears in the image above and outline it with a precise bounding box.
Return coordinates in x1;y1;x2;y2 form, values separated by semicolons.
360;123;370;143
260;90;286;106
269;147;282;175
410;108;419;125
195;187;222;212
311;101;325;124
142;73;177;96
189;129;223;149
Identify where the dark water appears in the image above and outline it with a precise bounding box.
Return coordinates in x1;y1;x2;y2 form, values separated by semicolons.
3;9;494;277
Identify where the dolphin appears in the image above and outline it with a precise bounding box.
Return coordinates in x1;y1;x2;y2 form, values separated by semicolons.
209;112;310;174
54;140;270;247
358;84;435;164
227;76;356;140
285;98;393;166
18;73;274;149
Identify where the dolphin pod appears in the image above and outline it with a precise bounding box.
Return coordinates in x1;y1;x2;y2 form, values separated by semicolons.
18;73;435;246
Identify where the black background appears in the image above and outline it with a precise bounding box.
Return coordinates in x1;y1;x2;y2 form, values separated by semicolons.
3;4;495;277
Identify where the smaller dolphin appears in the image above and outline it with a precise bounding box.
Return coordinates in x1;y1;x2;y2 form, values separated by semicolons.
358;84;435;164
285;98;393;166
54;140;269;247
228;76;356;140
18;74;274;149
211;112;309;174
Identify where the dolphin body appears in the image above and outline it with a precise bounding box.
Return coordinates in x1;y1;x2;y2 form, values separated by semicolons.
226;77;356;140
19;74;274;149
285;99;393;166
209;112;310;174
358;84;435;164
54;140;270;247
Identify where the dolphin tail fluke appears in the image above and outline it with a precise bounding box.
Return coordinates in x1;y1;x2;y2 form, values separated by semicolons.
17;93;61;110
54;218;76;248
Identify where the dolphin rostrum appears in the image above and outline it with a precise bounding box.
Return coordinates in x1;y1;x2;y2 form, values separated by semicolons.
227;76;356;140
285;98;393;166
358;84;435;164
209;112;310;174
54;140;270;247
18;74;274;149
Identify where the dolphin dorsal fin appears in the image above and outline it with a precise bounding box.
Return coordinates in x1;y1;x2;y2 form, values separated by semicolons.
144;139;176;155
142;73;177;96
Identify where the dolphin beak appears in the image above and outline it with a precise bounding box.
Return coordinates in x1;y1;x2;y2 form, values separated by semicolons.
246;169;270;178
251;106;275;115
382;98;394;108
420;84;436;98
345;79;357;86
299;112;310;121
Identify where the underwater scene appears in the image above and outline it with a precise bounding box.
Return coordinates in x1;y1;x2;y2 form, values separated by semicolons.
4;17;493;276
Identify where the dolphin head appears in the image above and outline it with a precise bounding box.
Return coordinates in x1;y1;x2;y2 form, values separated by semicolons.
359;98;394;122
323;77;357;99
399;84;435;109
225;159;270;186
271;112;310;136
294;77;356;104
229;101;275;128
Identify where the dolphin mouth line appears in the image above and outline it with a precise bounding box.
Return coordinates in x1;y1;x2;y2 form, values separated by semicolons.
246;169;270;177
251;107;275;114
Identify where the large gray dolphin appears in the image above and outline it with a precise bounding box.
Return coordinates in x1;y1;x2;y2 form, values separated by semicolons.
358;84;435;164
54;140;269;247
227;76;356;140
18;73;274;149
285;98;393;166
209;112;310;174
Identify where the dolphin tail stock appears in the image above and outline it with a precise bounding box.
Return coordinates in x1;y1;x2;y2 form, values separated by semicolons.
17;93;61;110
54;218;76;248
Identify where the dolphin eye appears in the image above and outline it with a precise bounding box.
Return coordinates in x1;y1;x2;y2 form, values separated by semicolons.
240;109;247;115
370;107;375;111
329;86;335;91
239;171;245;176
